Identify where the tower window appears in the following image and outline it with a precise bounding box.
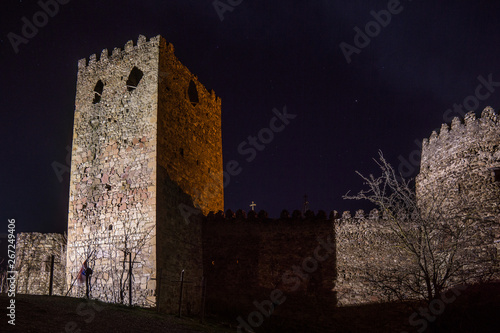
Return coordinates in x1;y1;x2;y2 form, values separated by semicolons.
126;66;143;91
492;168;500;183
92;80;104;104
108;225;113;231
187;80;199;106
180;148;184;157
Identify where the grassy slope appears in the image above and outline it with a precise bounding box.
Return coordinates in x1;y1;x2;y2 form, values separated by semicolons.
0;294;234;333
1;282;499;333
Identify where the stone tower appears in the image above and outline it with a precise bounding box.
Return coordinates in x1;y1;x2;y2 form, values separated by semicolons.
416;107;500;218
67;35;223;312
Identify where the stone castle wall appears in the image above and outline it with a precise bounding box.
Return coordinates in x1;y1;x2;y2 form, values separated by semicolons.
415;106;500;287
155;37;223;314
15;233;66;296
157;38;223;215
67;35;160;306
416;107;500;218
334;210;415;306
66;34;223;313
14;35;500;322
202;210;336;325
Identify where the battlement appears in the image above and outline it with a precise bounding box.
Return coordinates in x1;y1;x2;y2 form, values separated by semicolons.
419;106;499;168
423;107;498;146
417;106;500;217
419;106;500;186
77;35;164;71
203;208;386;224
421;107;499;161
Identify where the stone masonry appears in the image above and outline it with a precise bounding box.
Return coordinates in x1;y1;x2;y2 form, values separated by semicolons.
15;233;66;296
417;107;500;218
335;107;500;307
13;34;500;322
333;210;410;306
66;35;223;312
202;210;336;325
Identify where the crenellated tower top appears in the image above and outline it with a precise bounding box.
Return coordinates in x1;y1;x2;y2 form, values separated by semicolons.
417;106;500;217
77;35;164;72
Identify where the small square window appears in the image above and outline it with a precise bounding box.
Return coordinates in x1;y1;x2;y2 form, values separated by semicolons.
492;168;500;183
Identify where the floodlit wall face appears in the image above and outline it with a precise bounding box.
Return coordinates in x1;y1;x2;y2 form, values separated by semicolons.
15;233;66;296
334;211;414;306
67;36;159;306
157;38;223;215
155;38;223;314
415;107;500;285
416;107;500;217
18;33;498;320
202;214;336;324
66;35;222;313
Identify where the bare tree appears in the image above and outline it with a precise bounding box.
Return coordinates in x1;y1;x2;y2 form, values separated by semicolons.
110;218;155;305
344;151;499;303
70;196;155;305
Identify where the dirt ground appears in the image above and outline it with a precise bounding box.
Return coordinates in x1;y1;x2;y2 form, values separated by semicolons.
1;282;499;333
0;294;234;333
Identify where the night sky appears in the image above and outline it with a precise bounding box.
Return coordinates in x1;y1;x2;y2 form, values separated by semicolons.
2;0;500;235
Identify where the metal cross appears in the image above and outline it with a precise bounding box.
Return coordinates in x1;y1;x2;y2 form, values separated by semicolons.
250;201;256;211
303;194;309;213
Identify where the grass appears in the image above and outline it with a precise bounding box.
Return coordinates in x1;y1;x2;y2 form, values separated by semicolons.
0;293;234;333
1;282;499;332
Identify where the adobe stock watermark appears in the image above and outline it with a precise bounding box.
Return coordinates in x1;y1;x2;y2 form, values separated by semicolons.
6;219;17;326
401;284;468;333
179;105;297;224
52;69;168;183
52;145;72;183
213;0;243;21
398;74;500;178
7;0;72;54
236;235;335;332
339;0;410;64
63;299;104;333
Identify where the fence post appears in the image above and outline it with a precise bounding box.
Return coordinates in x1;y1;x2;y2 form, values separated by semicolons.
178;270;184;318
49;255;55;296
129;252;132;306
155;268;162;313
200;276;206;323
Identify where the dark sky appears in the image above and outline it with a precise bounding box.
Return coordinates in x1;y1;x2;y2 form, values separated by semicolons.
2;0;500;234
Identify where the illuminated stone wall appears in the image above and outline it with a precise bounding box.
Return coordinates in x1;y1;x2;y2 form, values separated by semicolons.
67;35;223;312
417;107;500;218
17;34;499;320
337;109;500;307
15;233;66;296
333;210;415;306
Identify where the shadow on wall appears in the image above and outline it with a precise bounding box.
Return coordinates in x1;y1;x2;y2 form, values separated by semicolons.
201;210;337;329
